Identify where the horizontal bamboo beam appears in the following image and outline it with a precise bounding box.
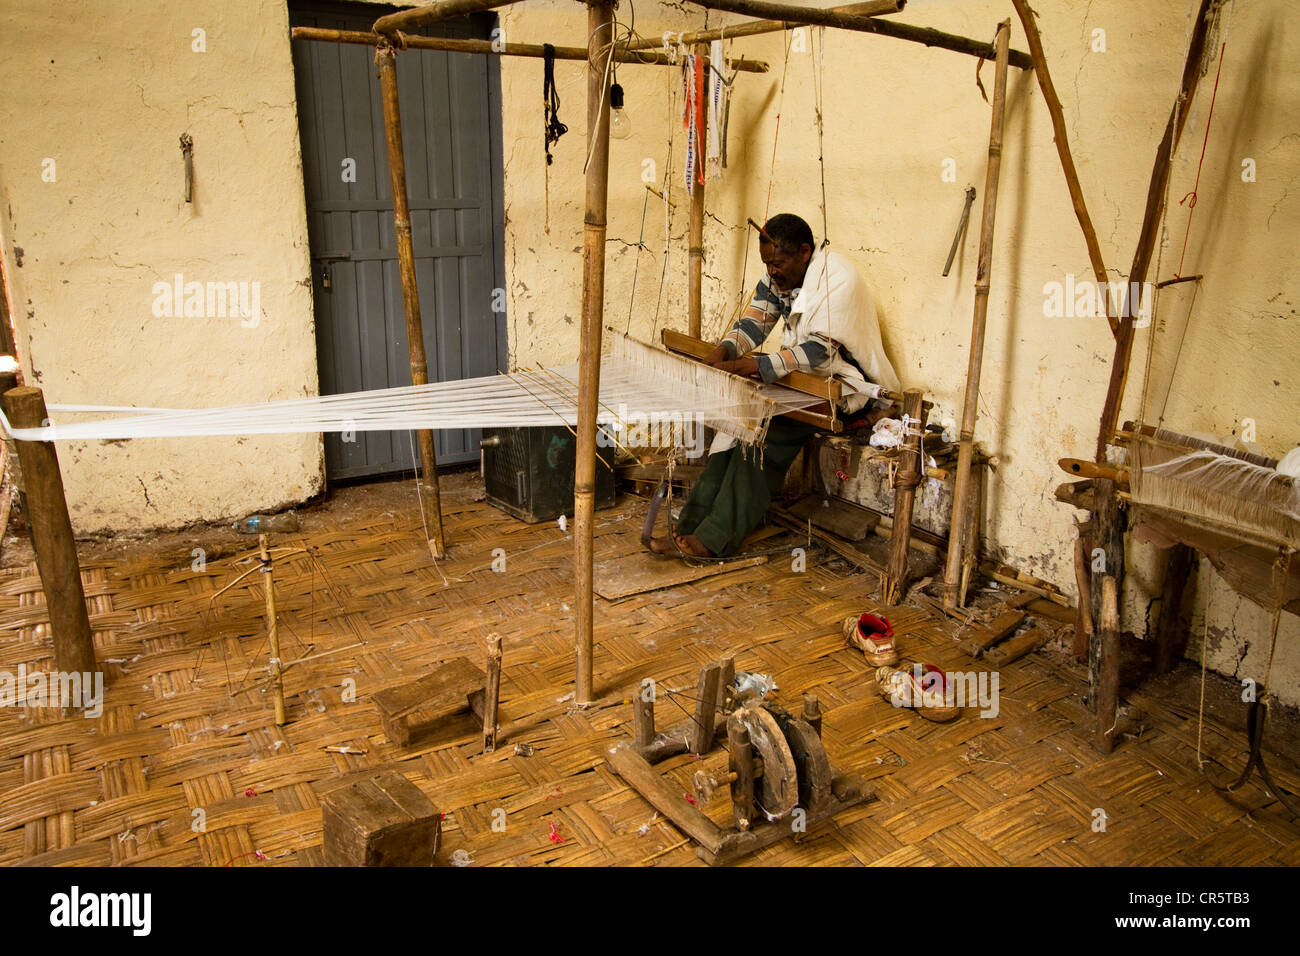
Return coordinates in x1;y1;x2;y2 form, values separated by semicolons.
626;0;903;49
685;0;1033;69
290;27;770;72
373;0;521;37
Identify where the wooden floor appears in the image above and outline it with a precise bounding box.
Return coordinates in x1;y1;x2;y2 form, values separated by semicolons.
0;475;1296;867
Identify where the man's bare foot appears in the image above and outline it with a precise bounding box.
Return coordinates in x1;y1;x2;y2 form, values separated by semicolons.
648;533;714;558
648;535;677;555
673;533;713;557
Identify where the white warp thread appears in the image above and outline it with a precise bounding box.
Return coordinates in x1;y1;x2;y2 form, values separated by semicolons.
1;349;818;445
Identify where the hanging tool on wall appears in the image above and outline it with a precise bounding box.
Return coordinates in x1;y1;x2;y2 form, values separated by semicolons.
180;133;194;204
942;185;976;276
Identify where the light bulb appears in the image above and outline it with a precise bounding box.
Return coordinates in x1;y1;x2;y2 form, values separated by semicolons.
609;83;632;140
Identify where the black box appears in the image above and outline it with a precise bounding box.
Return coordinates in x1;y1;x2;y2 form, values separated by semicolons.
481;426;616;523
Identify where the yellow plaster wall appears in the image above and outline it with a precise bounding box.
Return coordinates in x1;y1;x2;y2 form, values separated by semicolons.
0;0;324;534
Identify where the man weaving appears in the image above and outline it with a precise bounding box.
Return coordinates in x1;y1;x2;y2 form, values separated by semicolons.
649;213;901;559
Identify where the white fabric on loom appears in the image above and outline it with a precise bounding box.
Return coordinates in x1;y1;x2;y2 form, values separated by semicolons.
0;350;819;445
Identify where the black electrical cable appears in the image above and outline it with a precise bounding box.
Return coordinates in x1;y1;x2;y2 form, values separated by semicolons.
543;43;567;165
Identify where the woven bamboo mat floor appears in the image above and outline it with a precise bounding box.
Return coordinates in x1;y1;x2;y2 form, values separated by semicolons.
0;473;1296;867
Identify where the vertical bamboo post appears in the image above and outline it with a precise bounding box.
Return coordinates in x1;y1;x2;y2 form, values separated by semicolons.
688;42;709;338
376;40;447;560
2;387;96;676
884;388;925;603
958;461;984;606
258;533;287;726
482;633;503;752
942;19;1010;611
1096;574;1120;753
574;0;615;704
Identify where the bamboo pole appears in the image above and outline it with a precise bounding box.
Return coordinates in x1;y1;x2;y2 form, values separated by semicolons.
258;533;287;726
1010;0;1116;336
2;387;96;677
688;42;708;339
482;633;503;752
373;0;521;37
1095;0;1224;461
574;0;615;704
883;388;924;604
627;0;902;49
376;41;447;560
942;20;1010;611
291;27;770;72
684;0;1033;69
1096;575;1120;753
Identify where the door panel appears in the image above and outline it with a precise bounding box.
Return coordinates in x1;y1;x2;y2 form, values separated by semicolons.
290;3;504;479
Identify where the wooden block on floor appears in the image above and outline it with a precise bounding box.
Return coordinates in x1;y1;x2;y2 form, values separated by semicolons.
788;494;881;541
984;627;1053;667
373;657;486;748
958;610;1026;658
321;770;441;867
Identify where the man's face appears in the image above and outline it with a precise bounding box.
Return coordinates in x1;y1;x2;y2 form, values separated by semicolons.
760;239;811;293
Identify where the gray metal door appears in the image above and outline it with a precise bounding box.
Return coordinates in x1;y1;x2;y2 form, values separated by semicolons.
291;3;507;479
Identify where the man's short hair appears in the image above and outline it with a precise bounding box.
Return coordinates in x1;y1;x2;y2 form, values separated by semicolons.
762;214;815;255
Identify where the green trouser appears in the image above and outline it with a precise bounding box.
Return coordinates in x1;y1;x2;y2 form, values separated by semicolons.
675;416;821;557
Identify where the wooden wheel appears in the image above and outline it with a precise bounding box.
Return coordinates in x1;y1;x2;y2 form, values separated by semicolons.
782;717;832;815
734;705;799;820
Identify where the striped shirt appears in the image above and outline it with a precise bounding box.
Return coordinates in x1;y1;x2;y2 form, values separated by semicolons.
719;277;832;385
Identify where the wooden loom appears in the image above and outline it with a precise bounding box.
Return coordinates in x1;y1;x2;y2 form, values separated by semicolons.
7;0;1040;721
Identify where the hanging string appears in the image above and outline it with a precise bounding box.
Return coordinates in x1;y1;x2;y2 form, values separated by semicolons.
1173;11;1233;279
543;43;566;233
764;31;793;221
625;188;651;335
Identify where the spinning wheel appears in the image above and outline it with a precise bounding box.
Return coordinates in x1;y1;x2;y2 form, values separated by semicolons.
733;705;799;820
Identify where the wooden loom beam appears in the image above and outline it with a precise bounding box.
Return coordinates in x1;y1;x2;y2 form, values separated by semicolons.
1010;0;1116;336
1084;0;1224;755
290;27;769;72
1095;0;1224;461
376;42;447;560
574;0;615;705
2;387;97;677
683;0;1033;70
942;19;1010;611
627;0;902;50
373;0;521;37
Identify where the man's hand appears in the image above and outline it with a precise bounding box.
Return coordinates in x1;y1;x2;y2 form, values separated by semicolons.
702;343;730;368
714;356;760;377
